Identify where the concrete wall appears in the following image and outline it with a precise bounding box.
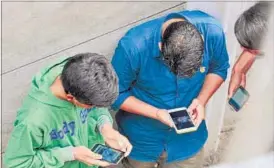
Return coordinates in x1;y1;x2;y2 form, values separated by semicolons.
1;1;186;154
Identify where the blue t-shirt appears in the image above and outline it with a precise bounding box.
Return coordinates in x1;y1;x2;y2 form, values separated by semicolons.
111;10;229;163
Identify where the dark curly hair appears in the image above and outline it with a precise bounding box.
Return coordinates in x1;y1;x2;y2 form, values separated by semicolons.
161;21;204;77
61;53;118;107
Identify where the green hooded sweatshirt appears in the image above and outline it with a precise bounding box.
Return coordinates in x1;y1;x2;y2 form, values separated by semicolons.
4;57;113;168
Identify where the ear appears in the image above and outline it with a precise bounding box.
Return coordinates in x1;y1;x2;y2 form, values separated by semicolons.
66;94;74;102
158;42;162;51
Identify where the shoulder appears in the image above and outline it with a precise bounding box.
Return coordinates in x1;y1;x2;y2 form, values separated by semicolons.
118;18;160;56
206;24;225;44
14;97;58;132
181;10;224;36
182;10;223;27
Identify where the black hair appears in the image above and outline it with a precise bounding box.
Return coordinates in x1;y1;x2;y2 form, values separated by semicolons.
61;53;118;107
235;1;271;50
161;21;204;77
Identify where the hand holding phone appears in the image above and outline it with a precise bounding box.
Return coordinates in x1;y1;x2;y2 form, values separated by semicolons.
187;99;205;126
100;124;132;157
229;86;250;112
91;144;125;165
168;107;199;134
73;146;110;167
228;71;247;98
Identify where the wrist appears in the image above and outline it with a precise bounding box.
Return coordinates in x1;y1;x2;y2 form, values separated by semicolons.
154;108;161;120
72;147;77;160
61;146;75;162
196;97;206;107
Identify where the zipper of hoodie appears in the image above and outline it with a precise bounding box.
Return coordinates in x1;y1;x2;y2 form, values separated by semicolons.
75;106;85;145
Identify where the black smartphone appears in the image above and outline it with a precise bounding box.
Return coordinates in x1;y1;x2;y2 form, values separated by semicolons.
91;144;125;164
229;86;250;112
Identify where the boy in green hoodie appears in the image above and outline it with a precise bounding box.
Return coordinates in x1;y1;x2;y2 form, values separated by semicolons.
4;53;132;168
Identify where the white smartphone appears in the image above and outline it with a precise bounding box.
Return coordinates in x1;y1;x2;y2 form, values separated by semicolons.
91;144;125;165
168;107;198;134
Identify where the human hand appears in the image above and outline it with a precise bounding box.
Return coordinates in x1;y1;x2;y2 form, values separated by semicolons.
100;124;132;157
155;109;174;127
73;146;110;167
228;71;246;98
187;99;205;127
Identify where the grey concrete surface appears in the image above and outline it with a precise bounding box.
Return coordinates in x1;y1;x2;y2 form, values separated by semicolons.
211;152;274;168
2;2;181;73
1;1;186;153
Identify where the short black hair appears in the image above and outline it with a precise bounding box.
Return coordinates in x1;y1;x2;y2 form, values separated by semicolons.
161;21;204;77
235;1;271;50
61;53;118;107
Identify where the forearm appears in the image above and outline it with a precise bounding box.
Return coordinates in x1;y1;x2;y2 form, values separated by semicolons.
197;74;224;106
89;108;113;132
234;51;256;74
120;96;159;120
4;124;75;168
4;146;74;168
99;96;161;137
36;147;75;165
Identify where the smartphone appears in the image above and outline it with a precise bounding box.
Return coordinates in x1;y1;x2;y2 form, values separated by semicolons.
229;86;250;112
168;107;198;134
91;144;125;165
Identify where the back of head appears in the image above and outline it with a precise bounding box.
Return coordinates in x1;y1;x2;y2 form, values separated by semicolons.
61;53;118;107
235;1;271;50
162;21;204;78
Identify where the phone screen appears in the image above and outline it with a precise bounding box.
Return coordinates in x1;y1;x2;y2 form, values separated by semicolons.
169;109;195;130
91;144;124;164
229;86;250;111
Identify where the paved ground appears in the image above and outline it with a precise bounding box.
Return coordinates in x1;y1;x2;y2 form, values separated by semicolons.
211;152;274;168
